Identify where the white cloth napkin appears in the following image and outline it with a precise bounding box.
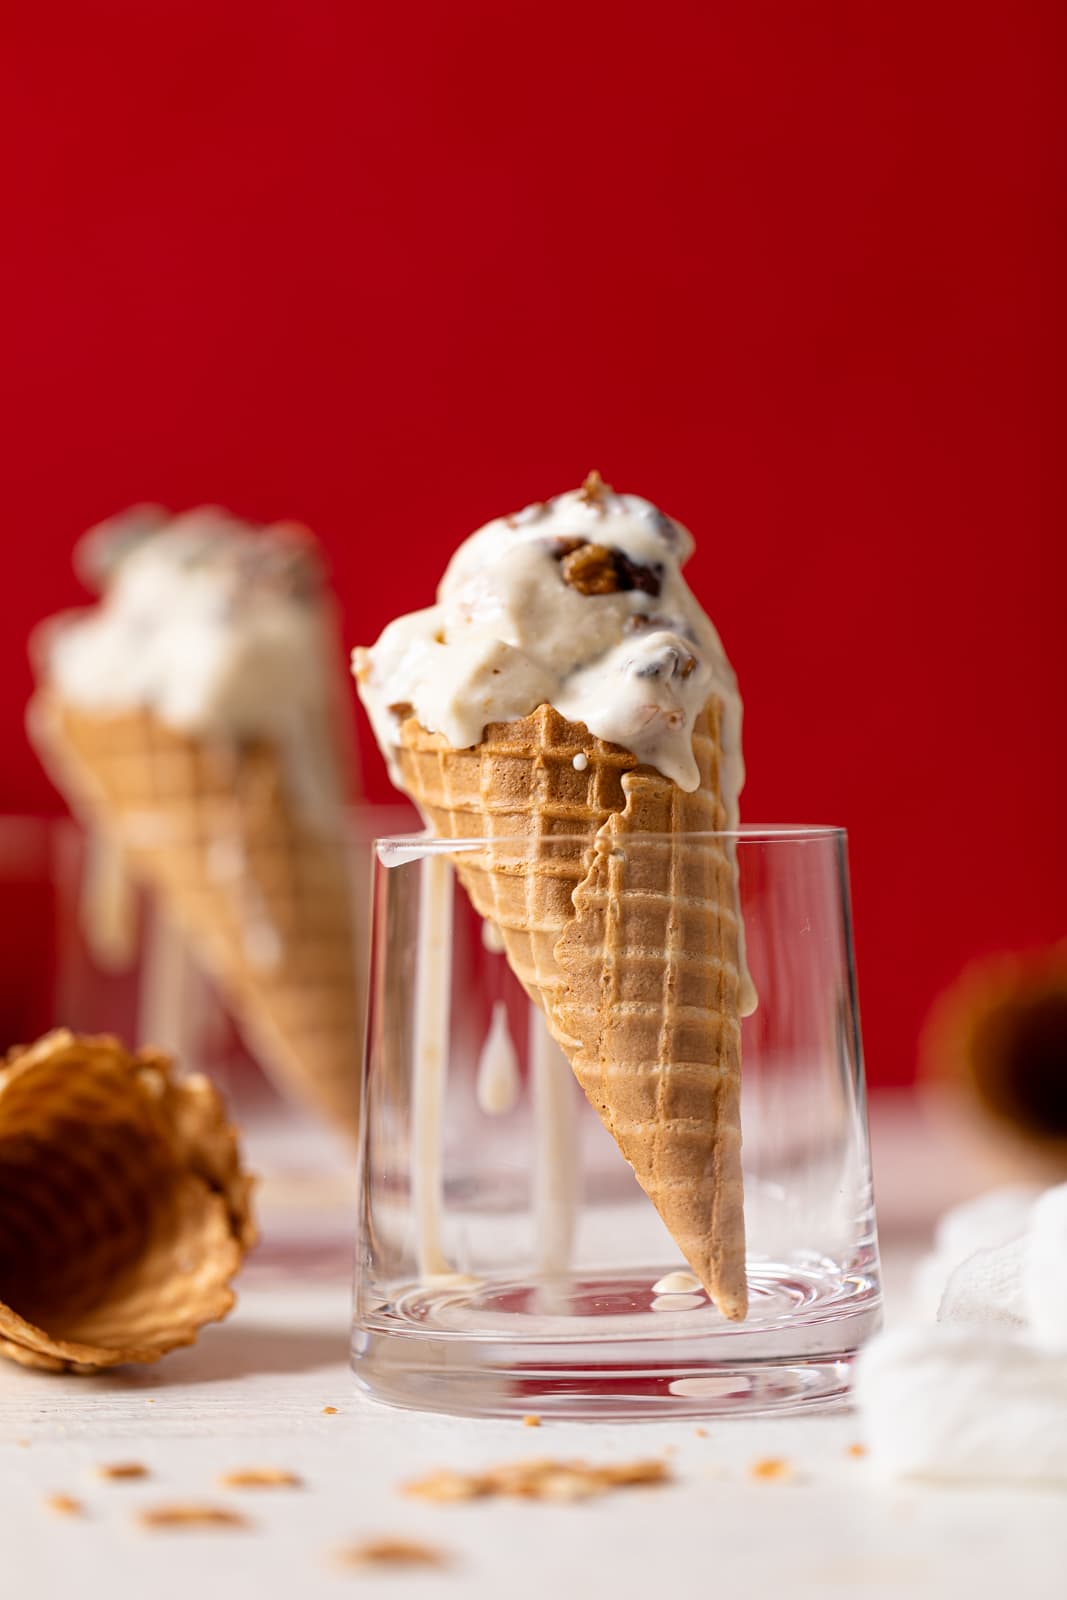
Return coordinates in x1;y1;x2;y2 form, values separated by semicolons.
854;1325;1067;1484
1024;1184;1067;1349
854;1182;1067;1484
910;1185;1038;1321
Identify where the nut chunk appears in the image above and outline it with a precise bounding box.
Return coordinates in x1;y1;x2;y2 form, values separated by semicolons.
559;541;664;598
560;542;619;595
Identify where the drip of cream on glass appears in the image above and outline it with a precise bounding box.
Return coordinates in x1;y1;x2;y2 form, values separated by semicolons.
651;1294;706;1313
652;1270;703;1295
475;1000;521;1115
402;853;580;1289
530;1006;579;1280
79;827;138;972
411;852;455;1279
138;901;195;1060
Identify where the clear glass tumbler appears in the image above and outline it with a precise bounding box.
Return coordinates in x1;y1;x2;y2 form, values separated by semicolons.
352;826;882;1418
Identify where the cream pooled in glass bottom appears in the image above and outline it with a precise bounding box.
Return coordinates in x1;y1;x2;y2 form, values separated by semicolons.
356;473;754;1320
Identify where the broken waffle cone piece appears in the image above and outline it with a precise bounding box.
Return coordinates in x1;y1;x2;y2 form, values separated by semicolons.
0;1031;255;1372
393;697;746;1319
27;693;363;1138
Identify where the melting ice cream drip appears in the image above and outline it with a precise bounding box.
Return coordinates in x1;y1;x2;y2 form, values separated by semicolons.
530;1007;579;1279
79;827;138;972
412;853;454;1279
475;1001;521;1115
138;901;195;1060
205;812;283;974
652;1271;703;1295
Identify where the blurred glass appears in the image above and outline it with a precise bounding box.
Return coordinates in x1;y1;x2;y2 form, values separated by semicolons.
0;808;411;1129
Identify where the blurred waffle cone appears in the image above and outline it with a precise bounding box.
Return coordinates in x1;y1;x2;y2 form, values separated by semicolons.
392;698;747;1319
29;692;363;1137
0;1030;255;1372
920;945;1067;1184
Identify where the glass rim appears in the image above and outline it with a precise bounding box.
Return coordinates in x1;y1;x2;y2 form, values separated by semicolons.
375;824;846;863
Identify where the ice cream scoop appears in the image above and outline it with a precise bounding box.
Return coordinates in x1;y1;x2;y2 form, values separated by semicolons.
355;471;744;805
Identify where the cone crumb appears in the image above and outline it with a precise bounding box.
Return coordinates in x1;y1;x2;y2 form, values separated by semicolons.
404;1469;489;1503
98;1462;148;1481
749;1457;793;1482
139;1504;250;1530
219;1468;301;1489
337;1538;451;1570
322;1406;338;1415
46;1494;84;1516
847;1444;868;1459
522;1414;542;1428
404;1458;671;1504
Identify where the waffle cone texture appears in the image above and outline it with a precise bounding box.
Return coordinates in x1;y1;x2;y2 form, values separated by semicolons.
392;699;747;1320
29;693;363;1137
0;1031;255;1372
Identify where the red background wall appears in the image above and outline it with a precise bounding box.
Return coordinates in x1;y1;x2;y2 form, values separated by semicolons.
0;2;1063;1084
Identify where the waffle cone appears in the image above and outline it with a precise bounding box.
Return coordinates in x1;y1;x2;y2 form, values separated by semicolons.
29;693;363;1137
392;699;747;1319
393;703;635;1009
0;1031;255;1372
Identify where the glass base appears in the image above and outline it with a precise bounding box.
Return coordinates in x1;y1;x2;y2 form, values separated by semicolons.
351;1263;882;1419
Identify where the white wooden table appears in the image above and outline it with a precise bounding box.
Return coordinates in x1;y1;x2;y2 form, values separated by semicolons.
1;1102;1063;1600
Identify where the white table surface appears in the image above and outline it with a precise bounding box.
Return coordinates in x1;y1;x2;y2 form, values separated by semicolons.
2;1098;1063;1600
